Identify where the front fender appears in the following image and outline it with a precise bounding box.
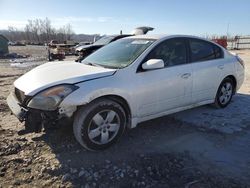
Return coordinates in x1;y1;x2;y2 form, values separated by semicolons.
59;86;135;116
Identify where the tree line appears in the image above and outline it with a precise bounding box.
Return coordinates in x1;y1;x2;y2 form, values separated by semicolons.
2;18;74;44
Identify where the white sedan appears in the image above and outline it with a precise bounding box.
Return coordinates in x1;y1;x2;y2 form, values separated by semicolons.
7;35;245;150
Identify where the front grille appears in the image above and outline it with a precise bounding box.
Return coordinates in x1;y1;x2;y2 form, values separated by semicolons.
15;88;25;103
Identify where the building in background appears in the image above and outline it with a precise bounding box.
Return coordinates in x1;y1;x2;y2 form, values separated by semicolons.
227;36;250;50
0;34;9;56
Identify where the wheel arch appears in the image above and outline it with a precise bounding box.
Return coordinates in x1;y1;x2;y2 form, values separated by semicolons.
224;75;237;94
213;75;236;108
78;94;132;128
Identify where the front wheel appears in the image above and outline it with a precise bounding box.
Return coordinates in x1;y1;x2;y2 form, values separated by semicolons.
214;78;234;108
73;99;126;150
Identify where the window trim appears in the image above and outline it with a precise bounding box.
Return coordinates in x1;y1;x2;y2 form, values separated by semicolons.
137;37;189;73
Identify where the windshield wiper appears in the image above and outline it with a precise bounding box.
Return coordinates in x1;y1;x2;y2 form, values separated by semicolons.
83;61;118;69
84;61;102;67
85;62;94;66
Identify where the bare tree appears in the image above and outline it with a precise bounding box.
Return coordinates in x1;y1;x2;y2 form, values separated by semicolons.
43;17;52;42
3;18;76;44
65;24;74;40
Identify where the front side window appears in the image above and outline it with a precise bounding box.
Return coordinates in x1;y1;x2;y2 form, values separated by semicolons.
145;38;187;67
83;38;155;69
190;39;222;62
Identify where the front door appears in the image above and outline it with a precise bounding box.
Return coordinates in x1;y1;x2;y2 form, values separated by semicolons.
134;38;193;117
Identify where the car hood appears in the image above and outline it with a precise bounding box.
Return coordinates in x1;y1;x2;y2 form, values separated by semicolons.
14;61;116;96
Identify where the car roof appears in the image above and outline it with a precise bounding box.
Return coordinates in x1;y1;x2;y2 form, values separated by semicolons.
103;34;132;38
127;34;210;41
127;34;168;40
126;34;224;48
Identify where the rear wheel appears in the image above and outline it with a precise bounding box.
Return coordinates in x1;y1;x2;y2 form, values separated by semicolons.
214;78;234;108
73;99;126;150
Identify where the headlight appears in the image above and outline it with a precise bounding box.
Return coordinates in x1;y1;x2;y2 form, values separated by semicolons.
27;84;78;111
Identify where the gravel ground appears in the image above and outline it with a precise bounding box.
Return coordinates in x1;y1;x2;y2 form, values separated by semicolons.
9;45;48;57
0;46;249;187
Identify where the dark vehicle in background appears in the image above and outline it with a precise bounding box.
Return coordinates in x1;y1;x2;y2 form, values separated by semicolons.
75;35;131;61
75;26;154;62
74;41;92;49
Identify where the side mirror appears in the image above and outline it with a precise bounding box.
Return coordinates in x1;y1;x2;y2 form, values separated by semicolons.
142;59;164;70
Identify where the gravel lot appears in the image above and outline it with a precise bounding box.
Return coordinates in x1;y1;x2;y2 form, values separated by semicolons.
0;46;249;187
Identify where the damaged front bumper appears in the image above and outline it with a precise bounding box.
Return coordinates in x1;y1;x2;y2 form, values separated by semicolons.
7;92;74;133
7;92;28;122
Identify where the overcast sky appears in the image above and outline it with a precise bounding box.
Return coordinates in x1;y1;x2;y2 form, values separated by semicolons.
0;0;249;36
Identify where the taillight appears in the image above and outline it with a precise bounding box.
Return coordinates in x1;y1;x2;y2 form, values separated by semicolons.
236;55;245;68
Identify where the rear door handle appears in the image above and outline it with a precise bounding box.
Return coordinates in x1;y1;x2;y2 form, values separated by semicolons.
217;65;224;69
181;73;191;79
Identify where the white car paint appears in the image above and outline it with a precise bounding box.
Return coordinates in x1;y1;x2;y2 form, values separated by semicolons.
14;61;116;96
12;35;245;129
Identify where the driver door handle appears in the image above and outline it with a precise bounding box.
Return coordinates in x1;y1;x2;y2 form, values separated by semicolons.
181;73;191;79
217;65;224;69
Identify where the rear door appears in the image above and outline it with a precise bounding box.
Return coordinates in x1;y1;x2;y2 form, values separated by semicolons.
188;38;226;103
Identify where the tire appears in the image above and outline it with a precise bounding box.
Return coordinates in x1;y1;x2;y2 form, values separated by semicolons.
73;99;126;150
214;78;234;108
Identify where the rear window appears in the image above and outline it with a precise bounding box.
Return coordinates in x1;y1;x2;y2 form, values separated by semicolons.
189;39;223;62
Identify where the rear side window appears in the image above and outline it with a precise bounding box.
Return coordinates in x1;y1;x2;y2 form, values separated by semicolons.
189;39;223;62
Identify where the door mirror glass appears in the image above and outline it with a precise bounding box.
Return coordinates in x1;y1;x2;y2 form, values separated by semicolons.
142;59;164;70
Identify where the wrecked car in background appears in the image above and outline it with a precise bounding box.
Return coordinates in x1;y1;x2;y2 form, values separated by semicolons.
75;26;154;62
48;45;65;61
7;35;244;150
48;40;77;61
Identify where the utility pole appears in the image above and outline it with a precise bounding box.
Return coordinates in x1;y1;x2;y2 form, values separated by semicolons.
226;22;230;39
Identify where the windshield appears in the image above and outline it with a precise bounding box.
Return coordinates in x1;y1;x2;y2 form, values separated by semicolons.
83;38;155;69
94;36;115;45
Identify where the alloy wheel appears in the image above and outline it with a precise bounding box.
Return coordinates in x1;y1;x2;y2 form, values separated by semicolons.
87;110;120;145
219;82;233;105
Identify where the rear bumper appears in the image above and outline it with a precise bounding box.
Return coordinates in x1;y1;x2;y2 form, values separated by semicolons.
7;92;28;122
